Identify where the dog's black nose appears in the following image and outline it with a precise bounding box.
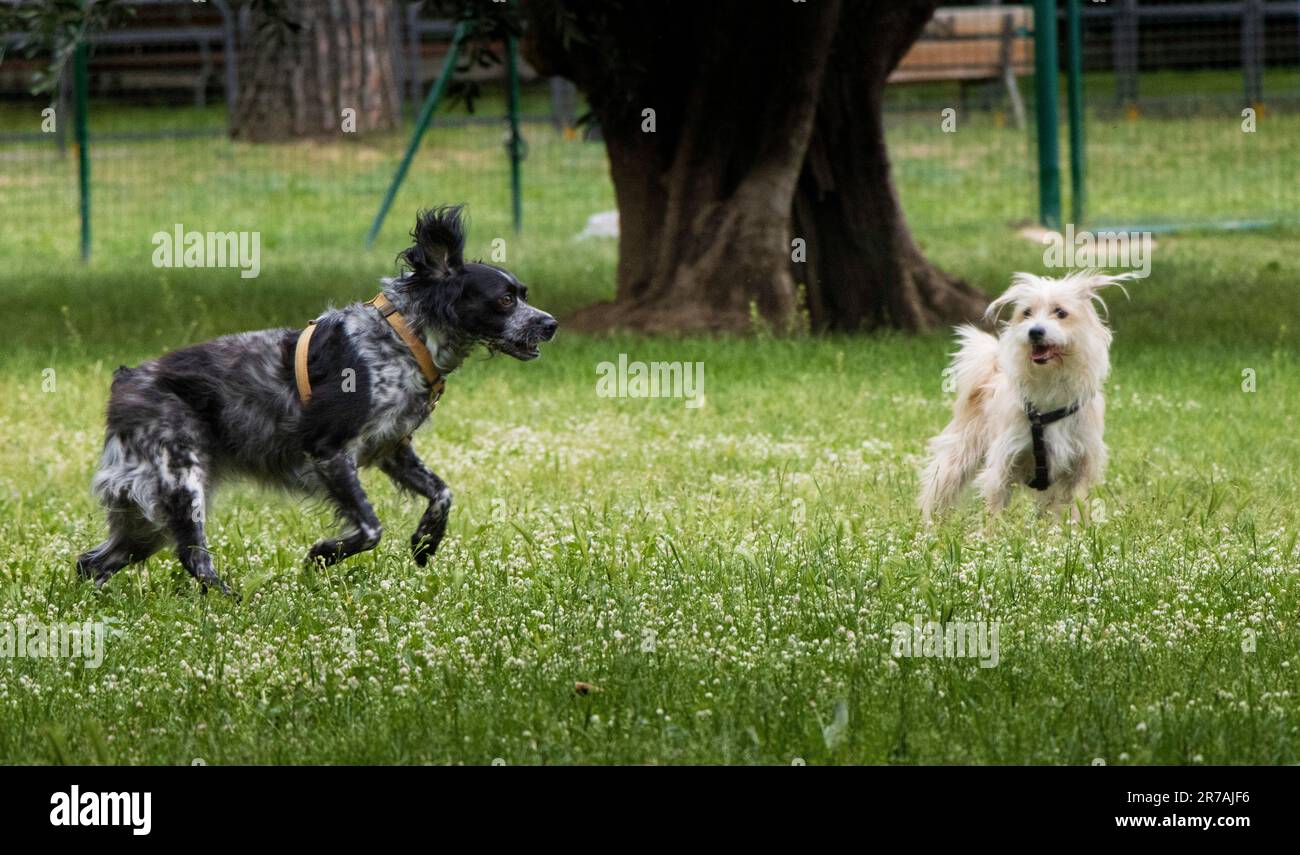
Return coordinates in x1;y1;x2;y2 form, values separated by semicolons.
1028;325;1046;342
540;316;558;341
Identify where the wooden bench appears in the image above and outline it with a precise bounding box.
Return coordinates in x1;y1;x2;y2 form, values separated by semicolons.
890;5;1033;127
85;28;226;108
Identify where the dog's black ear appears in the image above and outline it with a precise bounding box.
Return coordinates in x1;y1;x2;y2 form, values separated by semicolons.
400;205;466;278
425;276;464;329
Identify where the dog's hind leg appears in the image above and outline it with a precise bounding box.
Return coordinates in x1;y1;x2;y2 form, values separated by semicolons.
159;457;234;597
305;451;382;567
379;440;452;566
76;505;165;587
919;426;987;522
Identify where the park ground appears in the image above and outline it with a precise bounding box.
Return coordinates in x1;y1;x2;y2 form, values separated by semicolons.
0;92;1297;764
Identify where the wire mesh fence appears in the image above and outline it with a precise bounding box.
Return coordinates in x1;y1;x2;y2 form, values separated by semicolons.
1;0;1297;281
881;0;1300;236
1074;0;1300;229
883;3;1041;238
0;4;614;304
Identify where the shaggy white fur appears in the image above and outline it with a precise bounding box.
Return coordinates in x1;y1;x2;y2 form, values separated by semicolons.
919;271;1134;521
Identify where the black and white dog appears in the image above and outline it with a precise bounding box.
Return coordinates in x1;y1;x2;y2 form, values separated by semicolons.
78;206;556;595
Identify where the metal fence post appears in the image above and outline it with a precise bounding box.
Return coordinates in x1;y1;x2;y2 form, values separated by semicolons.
1033;0;1061;230
74;40;91;262
506;30;523;234
1114;0;1138;111
1066;0;1086;226
550;78;577;134
406;4;423;110
1242;0;1264;108
55;62;70;156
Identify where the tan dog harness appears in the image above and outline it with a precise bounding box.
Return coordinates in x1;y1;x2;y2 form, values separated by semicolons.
295;293;446;408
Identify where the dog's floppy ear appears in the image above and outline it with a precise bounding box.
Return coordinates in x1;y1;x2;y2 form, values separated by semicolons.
984;291;1015;324
400;205;466;279
423;274;465;329
984;273;1036;324
1079;269;1136;295
1069;269;1135;319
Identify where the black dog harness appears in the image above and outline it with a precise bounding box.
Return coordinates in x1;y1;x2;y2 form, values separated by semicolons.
1024;400;1083;490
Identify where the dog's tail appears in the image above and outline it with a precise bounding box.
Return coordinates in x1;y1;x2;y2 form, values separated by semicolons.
948;324;1000;416
918;325;1000;521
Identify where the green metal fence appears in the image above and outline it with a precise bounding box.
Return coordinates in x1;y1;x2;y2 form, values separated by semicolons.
1;1;1297;279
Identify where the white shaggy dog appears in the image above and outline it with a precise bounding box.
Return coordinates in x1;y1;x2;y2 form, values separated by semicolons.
919;271;1132;522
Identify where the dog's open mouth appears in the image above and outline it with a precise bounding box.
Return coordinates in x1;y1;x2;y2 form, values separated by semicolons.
1030;343;1061;365
497;340;542;361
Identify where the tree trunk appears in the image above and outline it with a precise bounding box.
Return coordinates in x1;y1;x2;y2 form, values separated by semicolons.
793;1;986;331
584;20;838;335
526;0;842;334
524;0;985;334
231;0;400;142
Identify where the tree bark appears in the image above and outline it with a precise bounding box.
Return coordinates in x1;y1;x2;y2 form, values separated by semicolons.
793;1;986;331
525;0;986;334
231;0;400;142
527;0;841;333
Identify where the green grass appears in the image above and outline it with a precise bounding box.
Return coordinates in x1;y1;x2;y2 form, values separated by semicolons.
0;98;1298;765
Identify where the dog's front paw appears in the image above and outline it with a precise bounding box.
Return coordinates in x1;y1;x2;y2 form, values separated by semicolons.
202;577;240;600
411;531;437;566
306;539;343;568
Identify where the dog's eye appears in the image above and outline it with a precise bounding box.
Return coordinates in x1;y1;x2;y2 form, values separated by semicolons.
497;295;516;309
1022;308;1032;318
1054;308;1068;319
